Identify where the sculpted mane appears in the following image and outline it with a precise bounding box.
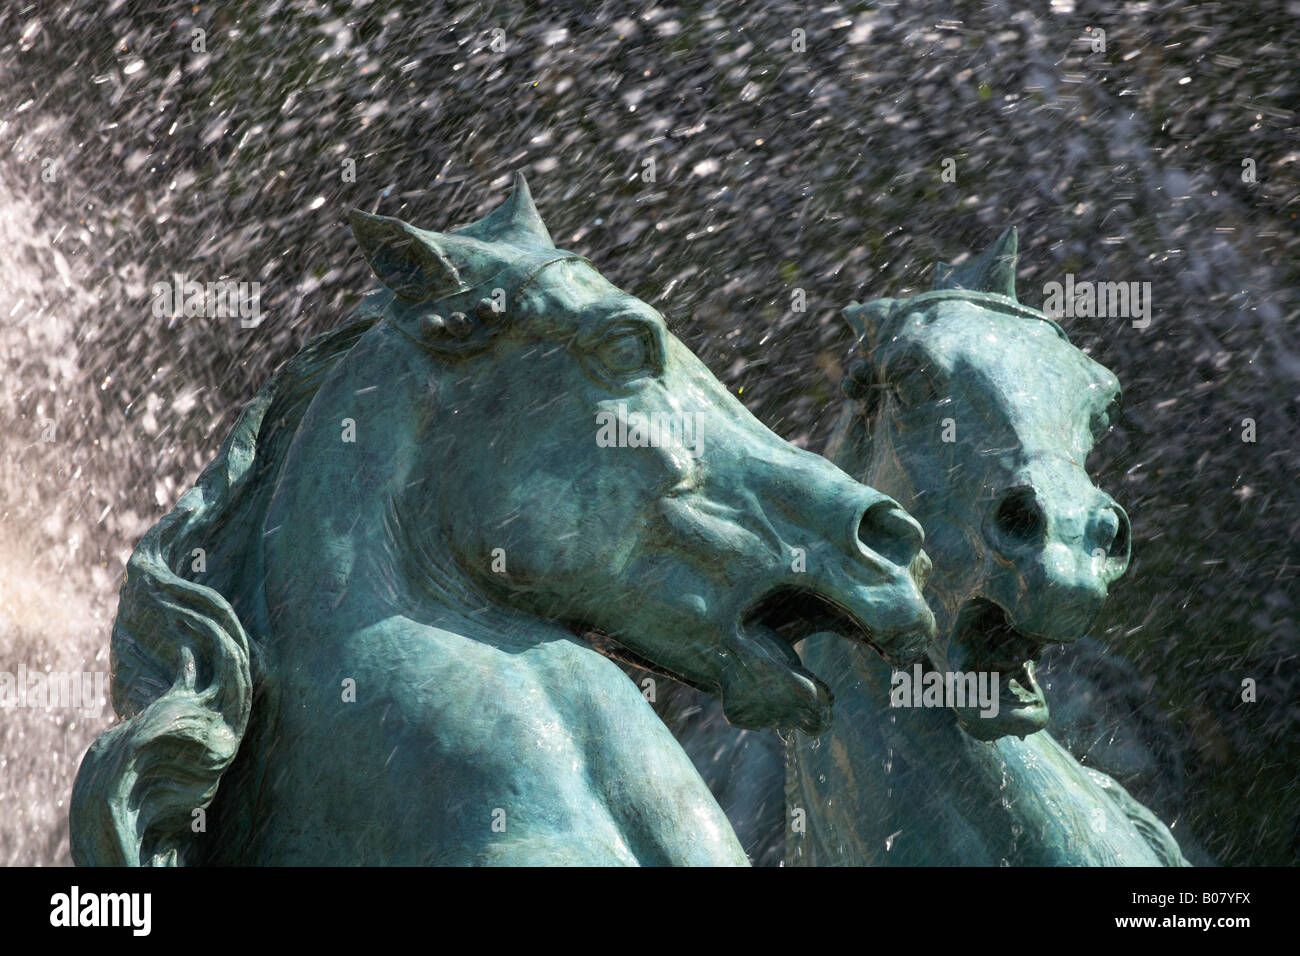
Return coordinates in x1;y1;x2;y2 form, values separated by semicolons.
69;316;378;866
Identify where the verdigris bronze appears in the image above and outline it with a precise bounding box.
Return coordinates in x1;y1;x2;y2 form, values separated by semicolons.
69;175;937;865
787;230;1189;865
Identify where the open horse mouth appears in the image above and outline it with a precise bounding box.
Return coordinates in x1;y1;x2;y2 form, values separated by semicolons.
729;584;917;734
945;597;1051;740
742;586;885;655
584;586;885;677
581;583;916;735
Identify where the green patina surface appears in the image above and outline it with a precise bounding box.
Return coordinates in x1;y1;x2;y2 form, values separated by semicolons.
69;176;935;865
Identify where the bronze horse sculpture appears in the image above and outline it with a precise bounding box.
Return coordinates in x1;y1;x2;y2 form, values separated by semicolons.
69;176;936;865
662;231;1189;865
788;230;1187;865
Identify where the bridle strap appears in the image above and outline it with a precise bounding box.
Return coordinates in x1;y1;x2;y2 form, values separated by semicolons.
896;289;1071;343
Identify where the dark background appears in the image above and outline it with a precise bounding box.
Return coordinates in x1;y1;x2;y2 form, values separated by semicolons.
0;0;1295;865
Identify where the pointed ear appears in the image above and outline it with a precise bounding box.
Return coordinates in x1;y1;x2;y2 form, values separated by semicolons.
454;172;555;248
932;227;1019;299
348;210;466;302
843;298;896;351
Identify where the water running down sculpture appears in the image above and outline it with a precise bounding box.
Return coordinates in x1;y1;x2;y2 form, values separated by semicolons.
69;176;936;865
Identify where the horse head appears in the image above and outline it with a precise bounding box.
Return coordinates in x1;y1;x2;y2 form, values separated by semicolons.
336;174;936;736
72;175;939;866
839;228;1128;740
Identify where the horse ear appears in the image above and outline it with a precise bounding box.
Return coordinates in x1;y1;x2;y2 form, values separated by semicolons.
843;298;896;351
454;172;556;249
348;210;467;302
932;226;1019;300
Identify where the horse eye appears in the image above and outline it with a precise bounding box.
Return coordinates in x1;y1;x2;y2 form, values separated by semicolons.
888;359;940;409
594;328;654;377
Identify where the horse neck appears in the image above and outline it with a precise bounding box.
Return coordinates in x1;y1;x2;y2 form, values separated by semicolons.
788;632;1166;864
797;401;1001;853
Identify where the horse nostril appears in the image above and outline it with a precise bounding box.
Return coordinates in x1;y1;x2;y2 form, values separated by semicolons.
1107;505;1131;561
1087;502;1130;564
991;486;1045;545
857;501;924;567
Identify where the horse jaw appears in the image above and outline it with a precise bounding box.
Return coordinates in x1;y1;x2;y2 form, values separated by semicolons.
939;597;1052;740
